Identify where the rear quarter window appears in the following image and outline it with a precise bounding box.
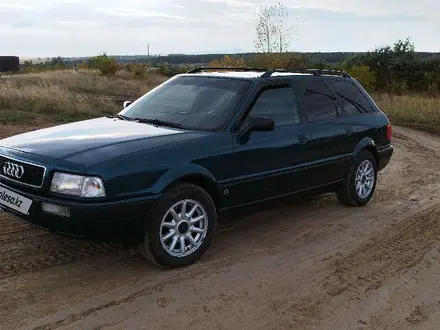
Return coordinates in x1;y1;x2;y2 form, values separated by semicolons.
301;80;340;122
325;79;376;115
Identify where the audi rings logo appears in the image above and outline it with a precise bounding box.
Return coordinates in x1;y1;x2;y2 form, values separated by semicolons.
3;162;25;179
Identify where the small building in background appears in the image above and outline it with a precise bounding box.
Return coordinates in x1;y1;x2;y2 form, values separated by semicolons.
0;56;20;73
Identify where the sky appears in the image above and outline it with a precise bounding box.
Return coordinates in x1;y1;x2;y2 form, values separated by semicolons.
0;0;438;58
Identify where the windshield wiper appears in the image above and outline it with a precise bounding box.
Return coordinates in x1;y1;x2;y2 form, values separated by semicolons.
133;118;184;129
305;88;337;100
106;114;132;120
336;93;368;114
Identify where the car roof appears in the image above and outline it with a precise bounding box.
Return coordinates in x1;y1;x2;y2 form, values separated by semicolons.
185;71;326;79
179;68;352;81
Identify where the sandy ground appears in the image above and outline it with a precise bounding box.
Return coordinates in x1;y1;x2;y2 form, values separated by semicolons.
1;125;440;330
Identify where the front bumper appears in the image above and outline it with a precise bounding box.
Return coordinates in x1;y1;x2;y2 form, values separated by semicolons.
0;183;161;245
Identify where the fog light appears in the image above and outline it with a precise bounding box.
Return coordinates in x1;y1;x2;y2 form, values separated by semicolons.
41;203;70;217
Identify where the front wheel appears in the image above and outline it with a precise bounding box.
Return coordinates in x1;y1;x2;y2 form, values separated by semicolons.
139;183;217;269
336;150;377;207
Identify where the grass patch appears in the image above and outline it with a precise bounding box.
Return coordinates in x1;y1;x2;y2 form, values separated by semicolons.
373;93;440;134
0;109;39;125
7;70;166;97
0;70;167;125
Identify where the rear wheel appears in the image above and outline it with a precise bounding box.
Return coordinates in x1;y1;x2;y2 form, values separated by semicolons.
336;150;377;207
139;183;217;268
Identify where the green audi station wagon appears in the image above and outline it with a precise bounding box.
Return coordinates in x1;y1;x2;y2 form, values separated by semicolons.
0;67;393;268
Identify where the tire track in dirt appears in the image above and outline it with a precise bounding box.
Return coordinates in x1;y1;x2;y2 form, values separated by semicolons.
0;244;125;279
374;129;440;203
27;198;422;330
24;195;376;330
263;206;440;330
364;247;440;330
0;192;341;281
30;248;278;330
0;228;48;244
0;217;128;278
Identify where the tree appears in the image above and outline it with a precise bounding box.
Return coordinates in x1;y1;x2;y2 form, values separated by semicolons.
343;37;417;92
254;1;295;53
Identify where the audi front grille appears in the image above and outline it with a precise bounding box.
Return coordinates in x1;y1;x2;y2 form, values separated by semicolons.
0;155;46;188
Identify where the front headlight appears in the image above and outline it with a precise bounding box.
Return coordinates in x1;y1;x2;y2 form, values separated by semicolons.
50;172;106;198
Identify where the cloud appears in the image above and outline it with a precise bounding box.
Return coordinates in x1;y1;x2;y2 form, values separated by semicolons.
0;0;36;10
12;21;35;28
289;7;428;22
201;0;256;9
92;8;189;20
0;0;438;57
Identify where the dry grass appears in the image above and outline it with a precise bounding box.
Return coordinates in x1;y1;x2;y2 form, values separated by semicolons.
8;70;165;96
374;93;440;134
1;83;115;113
0;70;167;124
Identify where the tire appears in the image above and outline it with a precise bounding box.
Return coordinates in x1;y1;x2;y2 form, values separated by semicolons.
336;149;377;207
139;183;217;269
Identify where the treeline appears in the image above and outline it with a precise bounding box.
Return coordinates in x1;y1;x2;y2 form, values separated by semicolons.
32;50;440;68
57;53;357;66
211;38;440;96
144;52;360;66
18;38;440;96
343;38;440;95
140;51;440;67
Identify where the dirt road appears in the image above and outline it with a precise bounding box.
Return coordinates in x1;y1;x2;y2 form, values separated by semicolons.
1;125;440;330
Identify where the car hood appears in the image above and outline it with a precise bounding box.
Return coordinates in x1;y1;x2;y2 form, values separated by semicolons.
0;117;212;167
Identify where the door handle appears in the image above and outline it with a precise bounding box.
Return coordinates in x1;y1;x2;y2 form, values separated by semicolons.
298;133;309;144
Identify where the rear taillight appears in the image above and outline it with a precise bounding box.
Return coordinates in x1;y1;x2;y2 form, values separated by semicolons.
386;124;392;141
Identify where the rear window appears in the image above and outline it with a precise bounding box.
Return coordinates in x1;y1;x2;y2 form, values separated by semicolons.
325;80;375;115
120;76;253;131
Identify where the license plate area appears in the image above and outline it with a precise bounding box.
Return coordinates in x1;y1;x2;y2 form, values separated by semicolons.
0;184;33;215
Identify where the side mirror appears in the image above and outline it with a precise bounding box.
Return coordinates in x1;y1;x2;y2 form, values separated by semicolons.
123;100;132;109
247;117;275;132
237;117;275;144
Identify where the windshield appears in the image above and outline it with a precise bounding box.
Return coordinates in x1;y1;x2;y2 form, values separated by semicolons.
119;76;253;131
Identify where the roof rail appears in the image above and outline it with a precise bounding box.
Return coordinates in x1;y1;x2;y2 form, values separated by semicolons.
261;68;351;78
186;67;268;74
184;67;351;79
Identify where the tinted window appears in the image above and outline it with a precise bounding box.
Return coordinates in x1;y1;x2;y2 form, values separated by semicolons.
302;80;339;122
120;76;253;131
246;87;300;126
326;80;375;115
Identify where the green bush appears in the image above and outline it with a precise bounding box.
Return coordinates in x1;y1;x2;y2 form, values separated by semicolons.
157;64;190;77
126;63;149;77
90;54;119;76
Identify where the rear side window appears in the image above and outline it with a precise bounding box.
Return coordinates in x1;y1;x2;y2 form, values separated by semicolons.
325;80;375;115
246;86;300;126
302;80;339;122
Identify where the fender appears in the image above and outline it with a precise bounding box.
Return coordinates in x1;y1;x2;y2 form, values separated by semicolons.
353;137;379;163
149;163;222;201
